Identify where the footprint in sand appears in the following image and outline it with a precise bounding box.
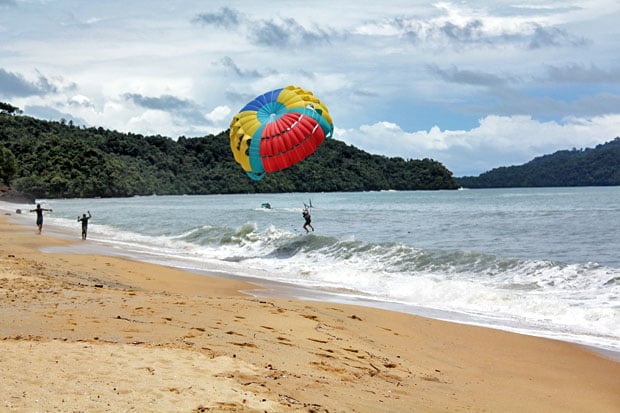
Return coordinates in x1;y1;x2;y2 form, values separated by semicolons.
307;338;328;344
276;337;292;346
228;341;257;348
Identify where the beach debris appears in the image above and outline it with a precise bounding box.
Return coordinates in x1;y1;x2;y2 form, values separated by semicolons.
115;315;147;323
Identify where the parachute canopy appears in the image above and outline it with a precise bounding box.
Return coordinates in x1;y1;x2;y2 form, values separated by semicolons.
229;85;333;180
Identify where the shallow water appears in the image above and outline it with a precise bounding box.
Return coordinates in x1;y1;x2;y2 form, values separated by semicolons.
5;186;619;354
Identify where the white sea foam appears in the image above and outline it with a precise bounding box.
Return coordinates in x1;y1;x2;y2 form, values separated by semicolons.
3;187;618;355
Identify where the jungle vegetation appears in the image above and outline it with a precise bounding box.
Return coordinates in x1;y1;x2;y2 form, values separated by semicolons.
456;138;620;188
0;109;458;198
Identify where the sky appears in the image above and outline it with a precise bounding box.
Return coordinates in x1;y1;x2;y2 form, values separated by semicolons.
1;0;619;176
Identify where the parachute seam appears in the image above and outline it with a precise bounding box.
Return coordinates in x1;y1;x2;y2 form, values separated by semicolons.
261;123;320;159
262;113;304;140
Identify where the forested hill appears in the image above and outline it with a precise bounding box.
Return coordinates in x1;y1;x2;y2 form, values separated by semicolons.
456;138;620;188
0;112;458;199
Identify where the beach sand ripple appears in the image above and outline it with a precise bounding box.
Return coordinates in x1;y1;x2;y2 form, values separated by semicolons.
1;214;619;412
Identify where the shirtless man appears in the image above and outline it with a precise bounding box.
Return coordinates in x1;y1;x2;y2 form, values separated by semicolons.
30;203;52;234
78;211;92;240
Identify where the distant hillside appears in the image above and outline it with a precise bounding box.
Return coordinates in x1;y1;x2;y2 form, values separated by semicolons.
0;111;458;198
456;138;620;188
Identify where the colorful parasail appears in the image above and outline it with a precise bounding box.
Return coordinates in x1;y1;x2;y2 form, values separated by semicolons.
229;85;333;180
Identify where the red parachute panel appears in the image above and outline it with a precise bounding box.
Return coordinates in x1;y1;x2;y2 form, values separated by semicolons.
260;113;325;172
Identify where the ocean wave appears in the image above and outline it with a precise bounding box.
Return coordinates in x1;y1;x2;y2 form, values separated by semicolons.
14;191;619;354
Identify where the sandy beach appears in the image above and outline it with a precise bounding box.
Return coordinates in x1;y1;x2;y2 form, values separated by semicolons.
0;212;618;412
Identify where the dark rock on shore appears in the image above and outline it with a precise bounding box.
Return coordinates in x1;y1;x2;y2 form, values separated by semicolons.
0;185;36;204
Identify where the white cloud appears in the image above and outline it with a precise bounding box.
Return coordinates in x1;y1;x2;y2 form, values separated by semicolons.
68;94;93;107
205;105;231;123
126;110;176;137
338;114;620;176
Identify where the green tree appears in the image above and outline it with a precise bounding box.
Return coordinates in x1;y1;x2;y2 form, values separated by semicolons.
457;137;620;188
0;102;22;115
1;112;460;197
0;147;17;185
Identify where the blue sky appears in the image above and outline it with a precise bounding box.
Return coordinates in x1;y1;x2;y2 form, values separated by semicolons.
1;0;619;176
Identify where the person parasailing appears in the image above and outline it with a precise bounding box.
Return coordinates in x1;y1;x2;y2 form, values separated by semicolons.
302;208;314;233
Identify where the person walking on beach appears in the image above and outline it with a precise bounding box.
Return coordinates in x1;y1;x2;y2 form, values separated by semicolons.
302;208;314;233
77;211;92;240
30;203;52;234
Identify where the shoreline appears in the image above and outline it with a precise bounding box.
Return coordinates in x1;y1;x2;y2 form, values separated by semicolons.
14;206;619;360
1;211;619;411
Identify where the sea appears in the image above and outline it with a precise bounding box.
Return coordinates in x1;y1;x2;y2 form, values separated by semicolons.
3;187;619;356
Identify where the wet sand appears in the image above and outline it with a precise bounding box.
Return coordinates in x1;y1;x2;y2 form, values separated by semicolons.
1;213;619;412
